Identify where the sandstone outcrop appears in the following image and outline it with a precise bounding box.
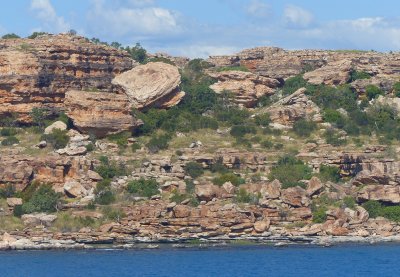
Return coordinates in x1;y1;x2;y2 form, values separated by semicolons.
0;34;134;123
303;59;352;86
208;71;280;107
64;90;142;137
0;154;96;193
208;47;400;82
261;88;322;125
112;62;185;109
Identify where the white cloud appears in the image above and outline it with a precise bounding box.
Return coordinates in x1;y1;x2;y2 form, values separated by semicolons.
165;45;240;59
30;0;70;32
283;4;314;29
128;0;154;7
87;0;181;38
246;0;271;18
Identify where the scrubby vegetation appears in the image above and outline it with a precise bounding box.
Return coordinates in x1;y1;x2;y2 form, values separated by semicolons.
127;178;159;197
20;184;61;214
94;179;115;205
269;155;312;189
362;200;400;222
41;129;69;149
293;119;317;137
184;162;204;179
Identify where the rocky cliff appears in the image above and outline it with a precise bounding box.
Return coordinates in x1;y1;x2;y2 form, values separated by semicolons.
0;34;134;123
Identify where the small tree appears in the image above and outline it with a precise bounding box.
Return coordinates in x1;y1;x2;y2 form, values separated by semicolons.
30;107;47;129
21;184;61;214
2;33;20;39
185;162;204;179
293;119;317;137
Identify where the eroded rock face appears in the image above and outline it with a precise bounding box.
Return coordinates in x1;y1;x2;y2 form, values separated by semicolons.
262;88;322;125
303;59;352;86
0;34;134;123
357;185;400;204
112;62;185;109
208;47;400;81
64;90;142;137
208;71;280;107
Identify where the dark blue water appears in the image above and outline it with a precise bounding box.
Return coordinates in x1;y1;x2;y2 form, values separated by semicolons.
1;244;400;277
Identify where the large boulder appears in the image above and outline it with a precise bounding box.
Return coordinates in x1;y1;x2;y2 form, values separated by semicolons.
112;62;185;109
357;185;400;204
21;213;57;227
195;184;221;201
64;90;142;137
281;187;310;207
44;121;67;135
261;88;322;125
209;71;280;107
63;180;87;198
0;34;134;123
303;59;352;86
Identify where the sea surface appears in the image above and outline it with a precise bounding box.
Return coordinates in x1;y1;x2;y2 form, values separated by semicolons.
1;244;400;277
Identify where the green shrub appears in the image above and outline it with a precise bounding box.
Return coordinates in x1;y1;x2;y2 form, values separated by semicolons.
131;143;141;152
348;70;371;82
94;179;115;205
107;132;130;149
2;33;20;39
213;173;245;187
41;129;69;149
16;181;40;202
362;200;382;218
343;196;356;209
312;206;327;223
261;140;273;149
362;200;400;222
269;155;312;189
366;85;384;100
282;75;307;95
215;107;251;125
230;125;257;138
210;160;229;174
318;165;341;183
0;184;15;198
293;119;317;137
95;156;128;179
235;188;252;203
184;162;204;179
325;128;346;146
393;82;400;97
13;205;24;217
28;32;48;39
381;206;400;222
323;109;345;128
124;43;147;64
146;133;172;153
0;128;17;137
254;113;271;127
21;184;61;214
85;143;95;152
1;136;19;146
274;143;284;150
30;107;47;130
127;178;159;197
102;206;126;222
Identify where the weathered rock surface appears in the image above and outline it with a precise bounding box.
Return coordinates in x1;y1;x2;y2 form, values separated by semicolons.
208;47;400;81
0;34;134;123
21;213;57;227
64;90;142;137
208;71;280;107
303;59;352;85
112;62;185;109
44;121;67;135
261;88;322;125
357;185;400;204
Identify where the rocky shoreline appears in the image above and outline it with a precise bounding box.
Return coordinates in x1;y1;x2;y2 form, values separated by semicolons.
2;234;400;251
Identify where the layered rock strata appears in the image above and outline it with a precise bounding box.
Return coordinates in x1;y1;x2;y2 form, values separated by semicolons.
0;34;134;123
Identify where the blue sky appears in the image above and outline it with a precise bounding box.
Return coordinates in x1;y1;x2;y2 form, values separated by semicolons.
1;0;400;57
